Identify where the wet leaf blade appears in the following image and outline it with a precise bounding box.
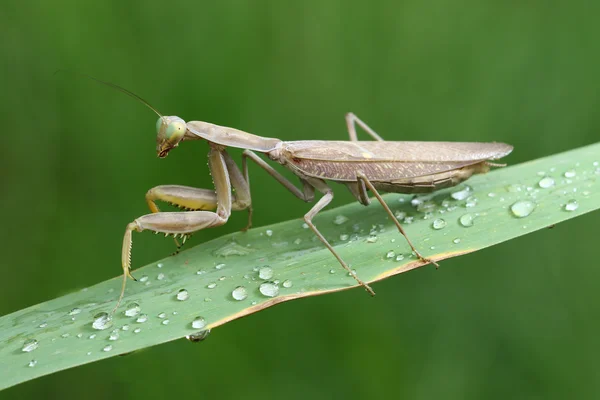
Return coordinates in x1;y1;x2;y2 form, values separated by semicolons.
0;142;598;390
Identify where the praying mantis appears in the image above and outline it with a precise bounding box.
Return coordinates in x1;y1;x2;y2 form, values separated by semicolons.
111;84;513;311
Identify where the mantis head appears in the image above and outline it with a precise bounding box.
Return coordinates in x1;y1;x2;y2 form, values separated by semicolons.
156;116;187;158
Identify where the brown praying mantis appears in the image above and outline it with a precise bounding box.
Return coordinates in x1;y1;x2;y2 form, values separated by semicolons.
111;84;513;311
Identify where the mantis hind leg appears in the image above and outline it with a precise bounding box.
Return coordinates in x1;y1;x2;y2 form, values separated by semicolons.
356;172;440;268
303;178;375;296
345;113;385;141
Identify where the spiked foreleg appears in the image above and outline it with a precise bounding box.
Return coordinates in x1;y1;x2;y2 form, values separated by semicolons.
116;145;232;312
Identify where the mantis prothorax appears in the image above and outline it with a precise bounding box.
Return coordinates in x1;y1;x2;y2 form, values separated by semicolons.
109;84;513;312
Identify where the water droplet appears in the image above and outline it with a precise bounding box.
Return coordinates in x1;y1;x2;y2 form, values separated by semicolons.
124;302;141;317
258;266;273;280
191;317;207;330
162;319;170;325
103;345;112;352
395;254;405;261
121;325;130;331
459;213;476;227
333;215;349;225
366;235;378;243
176;289;190;301
27;360;37;368
266;229;273;236
564;170;576;178
109;330;119;341
68;307;82;316
139;275;149;282
340;234;349;241
302;223;309;229
157;262;164;268
410;198;423;207
386;250;396;259
403;216;414;224
488;192;496;198
329;269;336;274
510;200;536;218
451;186;471;200
186;330;211;342
134;328;141;334
136;314;148;323
465;196;478;208
207;283;217;289
61;333;70;338
282;280;293;288
538;177;555;189
395;211;407;220
196;269;205;275
432;219;446;230
88;334;96;339
232;286;248;301
259;282;279;297
92;312;113;330
453;238;461;244
22;339;39;352
506;184;523;193
157;273;165;280
564;199;579;211
158;312;166;319
215;263;225;270
293;238;302;245
76;333;83;338
38;322;48;328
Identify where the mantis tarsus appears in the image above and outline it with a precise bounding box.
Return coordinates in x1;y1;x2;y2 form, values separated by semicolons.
111;85;513;312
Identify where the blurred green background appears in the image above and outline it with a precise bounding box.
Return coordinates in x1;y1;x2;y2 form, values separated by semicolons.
2;0;599;398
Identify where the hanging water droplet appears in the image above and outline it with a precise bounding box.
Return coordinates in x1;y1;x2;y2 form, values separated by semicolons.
139;275;149;282
564;199;579;211
459;213;476;227
109;330;119;341
162;319;170;325
386;250;396;259
134;328;141;334
564;170;576;178
191;317;207;330
176;289;190;301
157;273;165;280
186;330;211;342
136;314;148;323
22;339;39;352
215;263;225;270
538;177;555;189
258;266;274;280
232;286;248;301
92;312;113;330
124;302;141;317
68;308;82;316
451;186;471;200
510;200;536;218
282;280;293;288
333;215;349;225
432;219;446;230
27;360;37;368
103;345;112;352
453;238;461;244
259;282;279;297
207;282;217;289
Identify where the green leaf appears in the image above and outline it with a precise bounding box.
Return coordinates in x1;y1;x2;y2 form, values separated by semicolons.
1;143;598;390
